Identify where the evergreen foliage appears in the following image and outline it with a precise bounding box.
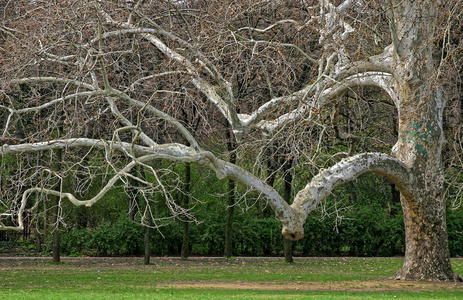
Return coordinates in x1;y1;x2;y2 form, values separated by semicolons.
48;173;462;258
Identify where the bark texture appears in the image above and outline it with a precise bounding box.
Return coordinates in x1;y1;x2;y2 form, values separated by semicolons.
388;0;460;281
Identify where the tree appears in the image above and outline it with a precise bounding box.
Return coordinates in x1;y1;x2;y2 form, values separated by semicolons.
1;0;462;281
223;126;236;258
180;162;191;259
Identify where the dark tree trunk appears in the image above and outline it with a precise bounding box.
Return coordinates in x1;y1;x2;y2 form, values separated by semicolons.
389;183;400;216
128;165;143;221
33;199;43;253
181;163;191;259
52;194;60;264
36;233;42;253
224;178;235;258
52;148;62;264
224;127;237;258
41;199;48;253
181;221;189;259
144;225;151;265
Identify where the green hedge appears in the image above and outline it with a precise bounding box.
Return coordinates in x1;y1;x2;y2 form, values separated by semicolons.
53;171;463;258
55;204;463;257
59;217;144;256
302;203;405;257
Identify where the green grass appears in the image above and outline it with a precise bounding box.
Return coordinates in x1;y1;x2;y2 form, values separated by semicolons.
5;289;463;300
0;257;462;299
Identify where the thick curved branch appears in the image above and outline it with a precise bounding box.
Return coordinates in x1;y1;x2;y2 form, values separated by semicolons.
281;153;412;241
202;157;293;225
245;71;396;134
282;152;413;240
0;138;192;157
1;137;296;232
236;58;395;134
237;83;316;131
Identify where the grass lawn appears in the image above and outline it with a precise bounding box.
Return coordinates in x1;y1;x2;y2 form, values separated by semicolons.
0;256;462;299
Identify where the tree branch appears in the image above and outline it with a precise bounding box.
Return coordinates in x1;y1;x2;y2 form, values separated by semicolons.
281;152;413;241
0;137;296;233
89;26;241;129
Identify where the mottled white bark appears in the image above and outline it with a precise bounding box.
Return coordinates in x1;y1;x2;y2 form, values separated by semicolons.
282;153;413;240
384;0;459;281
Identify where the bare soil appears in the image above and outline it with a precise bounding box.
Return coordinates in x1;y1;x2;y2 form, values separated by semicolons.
0;256;462;292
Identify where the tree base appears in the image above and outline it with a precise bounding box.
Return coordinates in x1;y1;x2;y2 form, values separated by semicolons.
392;267;462;282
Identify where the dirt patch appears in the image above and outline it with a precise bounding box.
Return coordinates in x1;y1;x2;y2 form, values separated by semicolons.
164;279;463;292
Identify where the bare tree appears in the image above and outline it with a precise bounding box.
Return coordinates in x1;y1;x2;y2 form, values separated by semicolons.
1;0;463;281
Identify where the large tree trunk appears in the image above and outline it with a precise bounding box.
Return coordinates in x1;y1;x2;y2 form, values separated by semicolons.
393;95;459;280
394;194;458;281
388;0;461;281
392;83;461;282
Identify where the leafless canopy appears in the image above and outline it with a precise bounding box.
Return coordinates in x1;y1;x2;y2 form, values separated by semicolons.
0;1;462;246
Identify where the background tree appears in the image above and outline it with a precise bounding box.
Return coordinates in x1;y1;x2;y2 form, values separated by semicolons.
1;0;463;281
223;125;236;258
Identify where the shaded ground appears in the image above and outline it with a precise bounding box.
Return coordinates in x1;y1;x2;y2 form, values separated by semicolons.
1;256;462;292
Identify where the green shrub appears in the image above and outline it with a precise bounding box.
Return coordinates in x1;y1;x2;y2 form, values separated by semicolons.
55;171;462;258
447;207;463;257
60;216;144;256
